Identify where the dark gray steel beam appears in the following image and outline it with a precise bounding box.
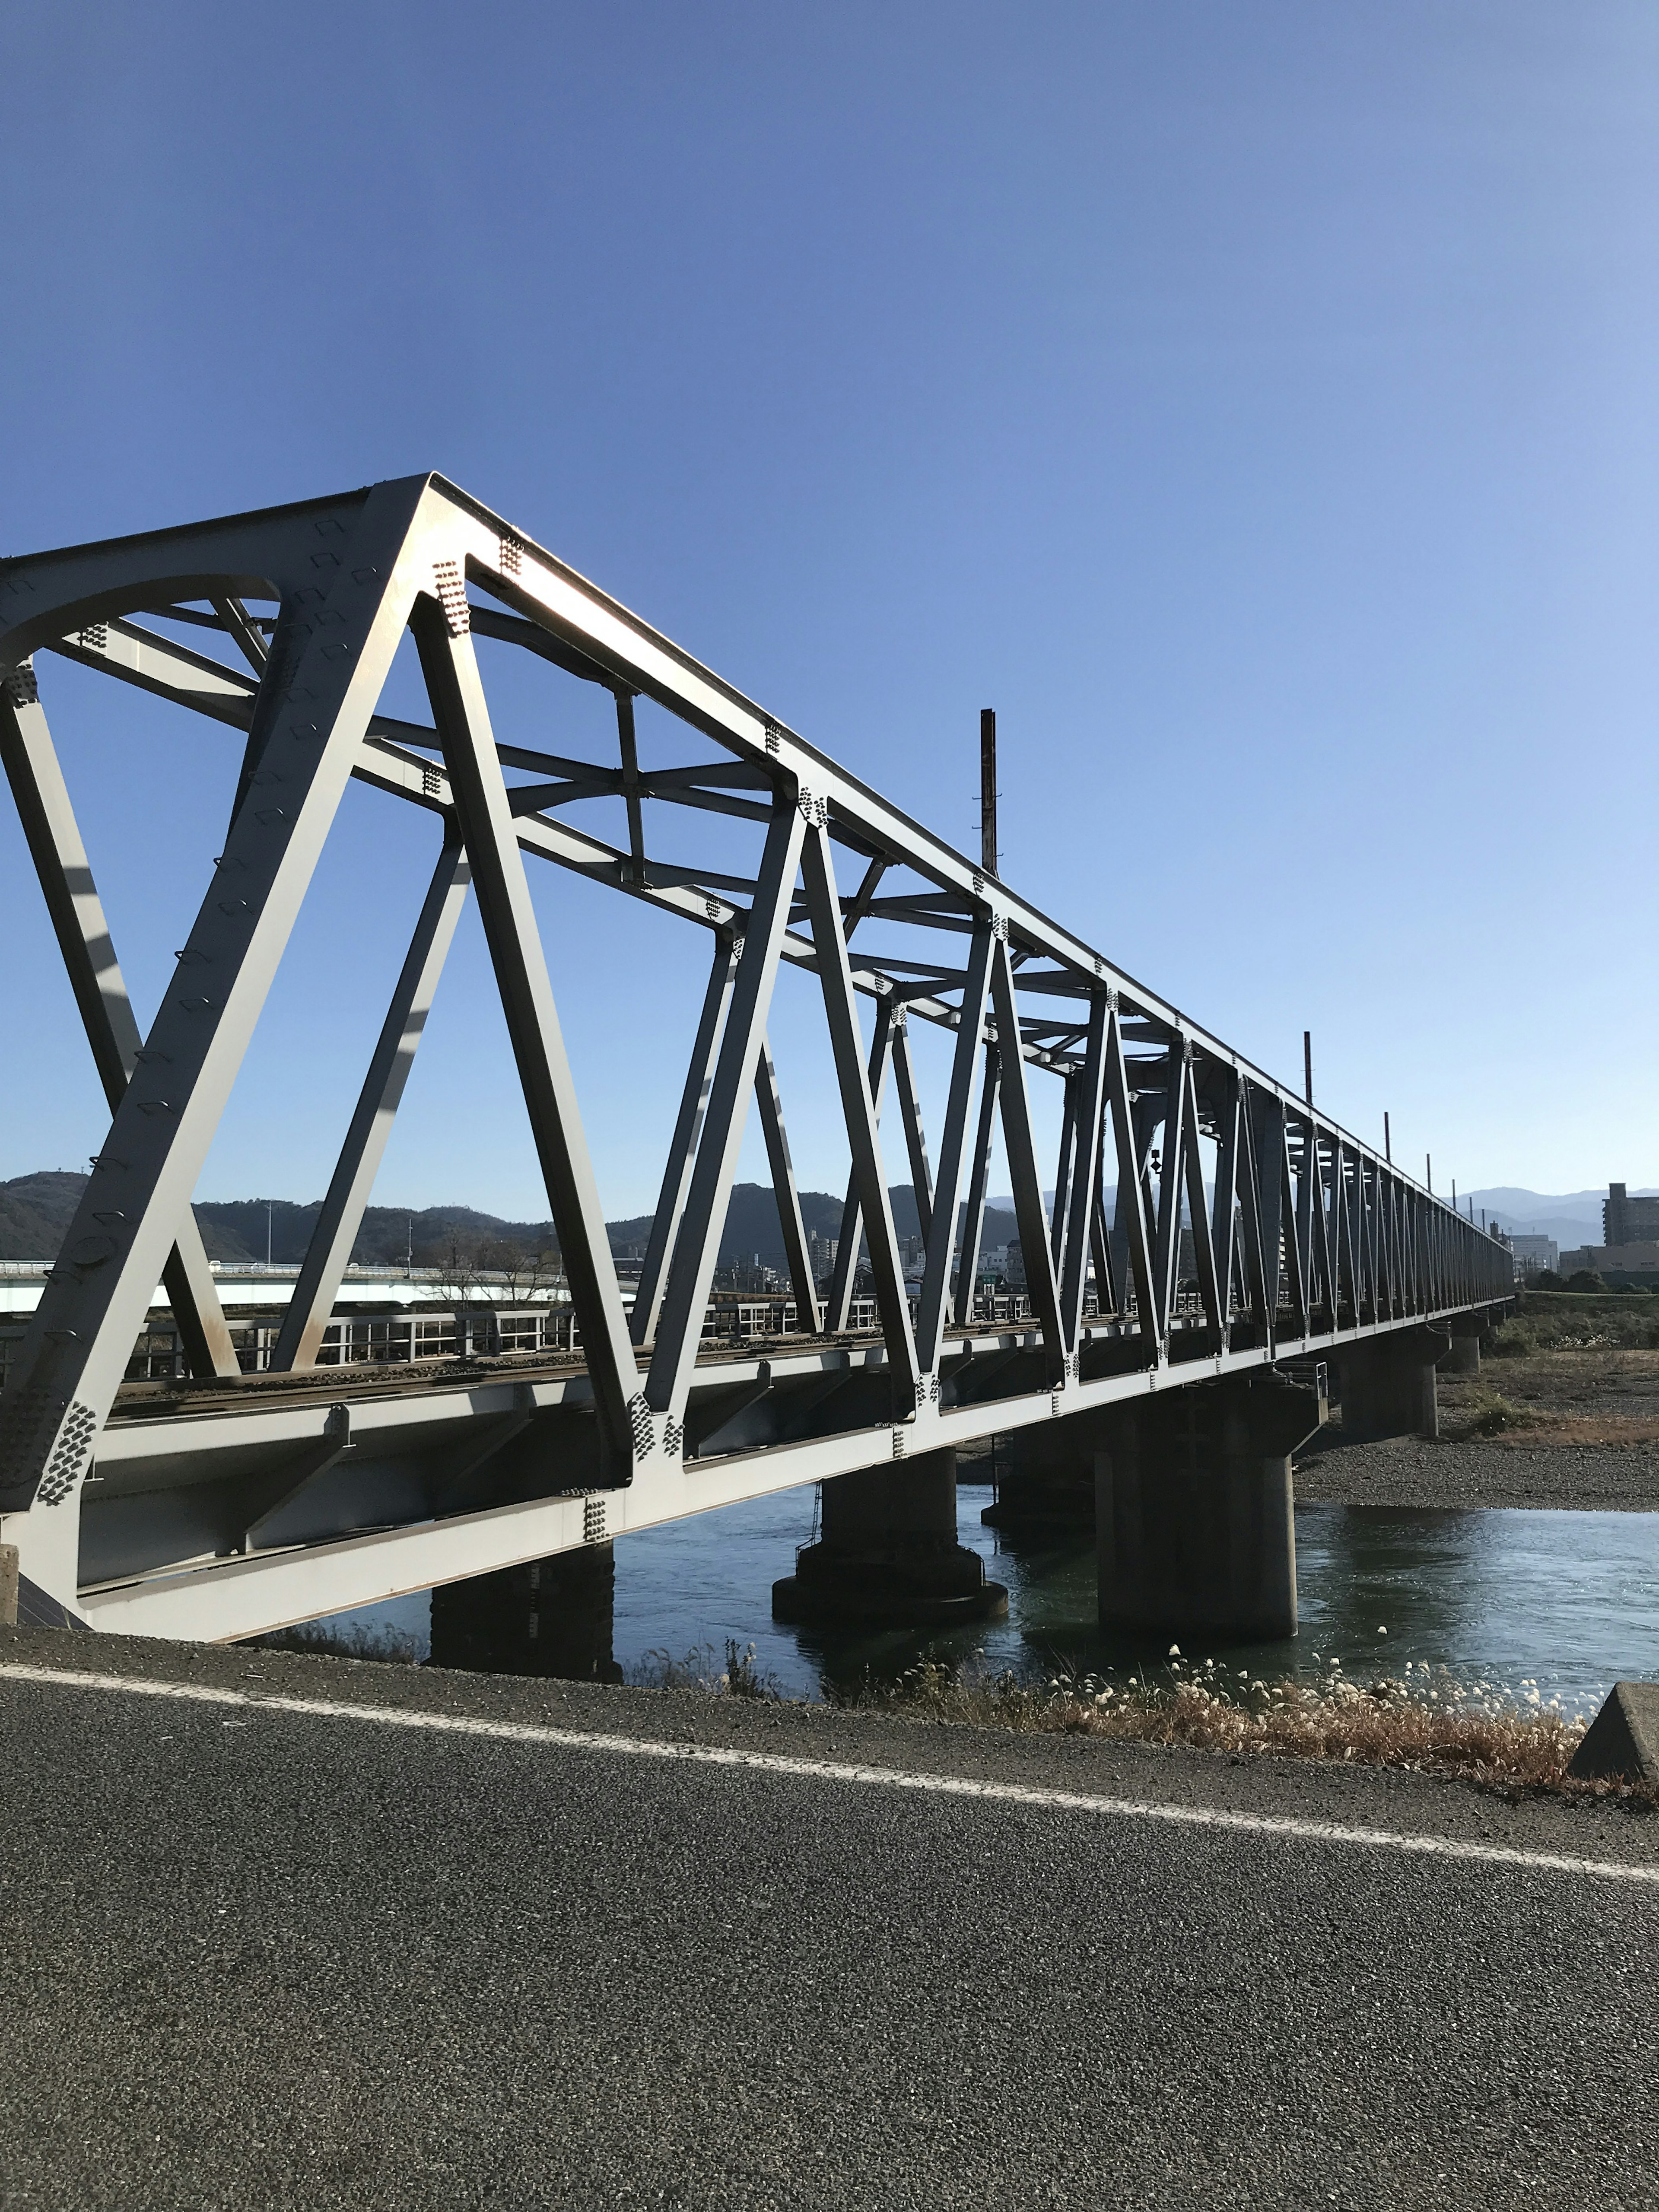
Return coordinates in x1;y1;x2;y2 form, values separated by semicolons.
753;1039;821;1334
989;936;1065;1382
412;600;641;1474
644;800;807;1431
1057;991;1109;1354
629;935;739;1348
0;680;238;1381
915;923;995;1368
824;997;897;1335
272;839;472;1371
952;1042;1001;1328
801;820;920;1413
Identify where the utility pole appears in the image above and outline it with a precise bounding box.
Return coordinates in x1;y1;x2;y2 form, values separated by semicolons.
1303;1031;1313;1107
979;709;998;878
1426;1154;1433;1193
1384;1111;1392;1163
266;1199;273;1268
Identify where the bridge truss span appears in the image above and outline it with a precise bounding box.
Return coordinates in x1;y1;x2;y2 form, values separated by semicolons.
0;476;1511;1637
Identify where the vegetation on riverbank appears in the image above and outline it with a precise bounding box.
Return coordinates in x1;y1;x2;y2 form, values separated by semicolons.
629;1641;1648;1802
1493;1293;1659;1357
255;1619;423;1662
242;1627;1646;1800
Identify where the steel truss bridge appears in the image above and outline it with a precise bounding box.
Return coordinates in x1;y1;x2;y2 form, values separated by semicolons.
0;477;1510;1641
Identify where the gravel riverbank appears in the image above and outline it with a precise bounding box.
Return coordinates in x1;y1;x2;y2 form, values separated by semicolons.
1292;1338;1659;1511
1294;1431;1659;1511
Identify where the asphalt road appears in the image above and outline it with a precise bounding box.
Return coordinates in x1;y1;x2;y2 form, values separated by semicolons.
1;1626;1656;2211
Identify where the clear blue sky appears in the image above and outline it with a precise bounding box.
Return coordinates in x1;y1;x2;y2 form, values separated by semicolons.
3;2;1654;1220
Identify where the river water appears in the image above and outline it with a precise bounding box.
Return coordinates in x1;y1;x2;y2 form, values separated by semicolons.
311;1485;1659;1716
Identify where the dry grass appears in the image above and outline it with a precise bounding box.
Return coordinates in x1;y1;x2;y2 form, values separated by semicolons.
1438;1351;1659;1446
251;1620;423;1664
1492;1415;1659;1449
630;1639;785;1700
826;1656;1657;1803
1491;1303;1659;1357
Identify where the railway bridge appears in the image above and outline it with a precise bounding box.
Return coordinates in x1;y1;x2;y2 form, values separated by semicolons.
0;477;1510;1649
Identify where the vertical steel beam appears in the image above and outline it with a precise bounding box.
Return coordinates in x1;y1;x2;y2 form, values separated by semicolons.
952;1042;1001;1327
413;601;641;1472
1208;1065;1243;1341
1277;1115;1306;1335
915;923;995;1369
272;838;471;1370
801;821;919;1412
1234;1087;1270;1334
1148;1046;1189;1348
824;997;897;1333
629;934;739;1347
988;937;1065;1378
1104;1009;1156;1351
615;692;646;883
1057;992;1109;1352
889;1015;934;1243
0;477;431;1606
1294;1119;1317;1325
753;1038;820;1333
1182;1061;1224;1339
1049;1078;1079;1273
645;800;807;1427
0;683;238;1380
1089;1169;1116;1319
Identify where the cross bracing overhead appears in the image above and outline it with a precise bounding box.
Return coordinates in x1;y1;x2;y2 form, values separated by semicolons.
0;476;1512;1636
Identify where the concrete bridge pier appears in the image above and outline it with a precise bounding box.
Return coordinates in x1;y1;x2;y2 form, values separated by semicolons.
1439;1316;1484;1377
1096;1377;1325;1642
980;1418;1105;1532
772;1449;1009;1627
429;1545;624;1682
1339;1327;1449;1440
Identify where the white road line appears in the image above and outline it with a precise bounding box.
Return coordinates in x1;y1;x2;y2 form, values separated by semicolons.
3;1659;1653;1887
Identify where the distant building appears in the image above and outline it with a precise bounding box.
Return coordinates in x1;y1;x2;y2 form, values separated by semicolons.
1604;1184;1659;1246
1508;1234;1557;1280
1557;1241;1659;1284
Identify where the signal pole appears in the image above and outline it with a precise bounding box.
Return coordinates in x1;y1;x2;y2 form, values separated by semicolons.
980;709;998;878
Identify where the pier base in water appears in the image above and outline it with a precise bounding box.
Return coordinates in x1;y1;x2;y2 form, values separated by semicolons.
1096;1377;1324;1643
773;1448;1008;1628
979;1419;1103;1532
429;1543;623;1682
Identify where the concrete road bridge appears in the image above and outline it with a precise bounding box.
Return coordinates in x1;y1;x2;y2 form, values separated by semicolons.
0;477;1510;1648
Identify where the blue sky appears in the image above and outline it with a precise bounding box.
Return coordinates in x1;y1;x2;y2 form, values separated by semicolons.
3;2;1655;1220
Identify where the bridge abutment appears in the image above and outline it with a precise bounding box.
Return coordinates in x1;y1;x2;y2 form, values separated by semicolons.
1096;1377;1324;1642
1339;1327;1449;1441
772;1449;1009;1627
429;1545;623;1682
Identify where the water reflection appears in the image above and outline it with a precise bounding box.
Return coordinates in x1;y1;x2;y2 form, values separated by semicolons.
308;1483;1659;1716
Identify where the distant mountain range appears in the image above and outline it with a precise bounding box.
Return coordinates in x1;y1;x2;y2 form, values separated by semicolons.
0;1173;1018;1275
5;1168;1626;1273
1463;1187;1655;1247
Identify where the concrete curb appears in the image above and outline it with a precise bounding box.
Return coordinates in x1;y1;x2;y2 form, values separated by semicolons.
1568;1682;1659;1785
